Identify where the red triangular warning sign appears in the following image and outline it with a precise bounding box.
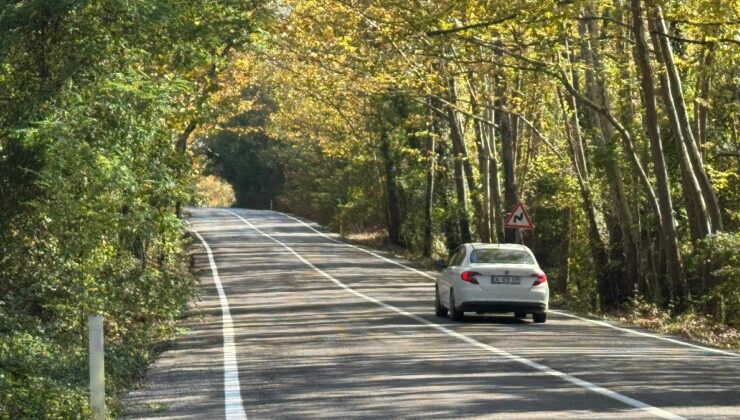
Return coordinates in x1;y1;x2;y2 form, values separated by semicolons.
503;202;534;229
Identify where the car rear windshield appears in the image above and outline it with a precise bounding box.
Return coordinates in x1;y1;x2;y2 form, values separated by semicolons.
469;249;534;264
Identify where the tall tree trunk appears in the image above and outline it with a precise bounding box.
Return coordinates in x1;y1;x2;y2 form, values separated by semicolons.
488;124;504;242
434;126;459;252
492;74;519;244
695;46;713;149
446;99;472;243
497;109;518;244
564;36;590;181
467;72;492;242
558;207;572;295
448;78;485;242
579;10;639;304
484;81;505;242
652;6;723;232
422;98;438;257
649;20;711;241
631;0;686;305
557;88;611;303
379;132;403;247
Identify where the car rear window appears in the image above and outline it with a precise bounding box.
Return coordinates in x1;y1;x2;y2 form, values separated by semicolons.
469;249;534;264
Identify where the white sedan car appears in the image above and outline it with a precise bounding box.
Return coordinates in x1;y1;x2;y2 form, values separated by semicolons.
435;243;549;323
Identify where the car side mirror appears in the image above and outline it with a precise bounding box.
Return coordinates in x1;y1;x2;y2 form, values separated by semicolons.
435;259;447;270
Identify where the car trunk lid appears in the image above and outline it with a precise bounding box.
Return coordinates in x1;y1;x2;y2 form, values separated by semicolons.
468;263;541;293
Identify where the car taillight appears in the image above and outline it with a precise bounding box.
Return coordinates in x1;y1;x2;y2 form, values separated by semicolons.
460;271;480;284
532;273;547;286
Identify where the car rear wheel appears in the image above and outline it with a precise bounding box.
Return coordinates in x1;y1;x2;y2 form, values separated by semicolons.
435;285;448;317
448;290;464;322
533;312;547;323
514;311;527;319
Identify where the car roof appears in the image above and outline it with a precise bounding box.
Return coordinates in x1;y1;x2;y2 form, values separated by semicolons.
468;242;530;251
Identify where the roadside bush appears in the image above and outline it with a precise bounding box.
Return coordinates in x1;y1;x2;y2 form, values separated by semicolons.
0;252;194;418
0;70;197;419
688;232;740;328
0;332;90;419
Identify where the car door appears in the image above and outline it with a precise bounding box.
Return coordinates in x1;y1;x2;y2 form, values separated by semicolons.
438;248;456;305
441;246;465;307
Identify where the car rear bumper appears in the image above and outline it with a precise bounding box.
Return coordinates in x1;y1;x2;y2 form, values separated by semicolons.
457;301;547;313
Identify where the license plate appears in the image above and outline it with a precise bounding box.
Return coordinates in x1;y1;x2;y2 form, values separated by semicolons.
492;276;520;284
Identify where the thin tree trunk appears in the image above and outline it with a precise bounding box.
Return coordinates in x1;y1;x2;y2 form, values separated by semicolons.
557;88;611;301
491;73;519;244
558;207;572;295
379;132;404;247
479;73;505;243
497;110;518;244
632;0;685;305
564;36;590;181
452;84;485;241
578;10;639;304
434;125;459;251
422;98;437;257
652;6;722;232
446;105;472;242
695;46;713;149
486;103;504;243
649;20;711;241
467;72;492;242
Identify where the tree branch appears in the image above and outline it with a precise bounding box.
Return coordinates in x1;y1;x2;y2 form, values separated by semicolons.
650;30;740;46
426;14;518;37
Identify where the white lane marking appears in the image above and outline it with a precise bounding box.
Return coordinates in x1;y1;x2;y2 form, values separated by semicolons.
276;212;436;280
549;310;740;358
276;211;740;359
223;209;684;420
191;226;248;420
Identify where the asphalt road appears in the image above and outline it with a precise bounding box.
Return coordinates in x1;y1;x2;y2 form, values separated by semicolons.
123;208;740;419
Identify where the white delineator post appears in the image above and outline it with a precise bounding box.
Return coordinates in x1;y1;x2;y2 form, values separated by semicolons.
88;315;106;420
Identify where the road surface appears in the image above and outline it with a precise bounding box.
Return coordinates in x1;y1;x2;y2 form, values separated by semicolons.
123;208;740;419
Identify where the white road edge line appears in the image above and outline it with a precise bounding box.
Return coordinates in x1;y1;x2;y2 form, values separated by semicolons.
275;210;740;359
191;225;248;420
223;210;684;420
548;310;740;357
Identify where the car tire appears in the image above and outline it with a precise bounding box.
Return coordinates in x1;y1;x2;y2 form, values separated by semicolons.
448;290;464;322
514;311;527;319
533;312;547;323
435;285;448;317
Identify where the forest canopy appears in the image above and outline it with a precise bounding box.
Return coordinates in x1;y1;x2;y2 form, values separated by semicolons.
1;0;739;416
204;0;739;320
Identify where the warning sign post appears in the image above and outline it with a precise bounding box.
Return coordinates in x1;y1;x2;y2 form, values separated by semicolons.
503;202;534;230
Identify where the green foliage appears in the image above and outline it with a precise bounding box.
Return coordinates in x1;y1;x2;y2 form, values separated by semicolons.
688;232;740;328
1;0;257;416
0;332;90;419
232;0;740;332
2;0;739;414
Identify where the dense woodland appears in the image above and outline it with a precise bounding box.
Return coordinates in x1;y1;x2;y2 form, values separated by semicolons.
207;0;739;321
0;1;262;416
1;0;739;416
